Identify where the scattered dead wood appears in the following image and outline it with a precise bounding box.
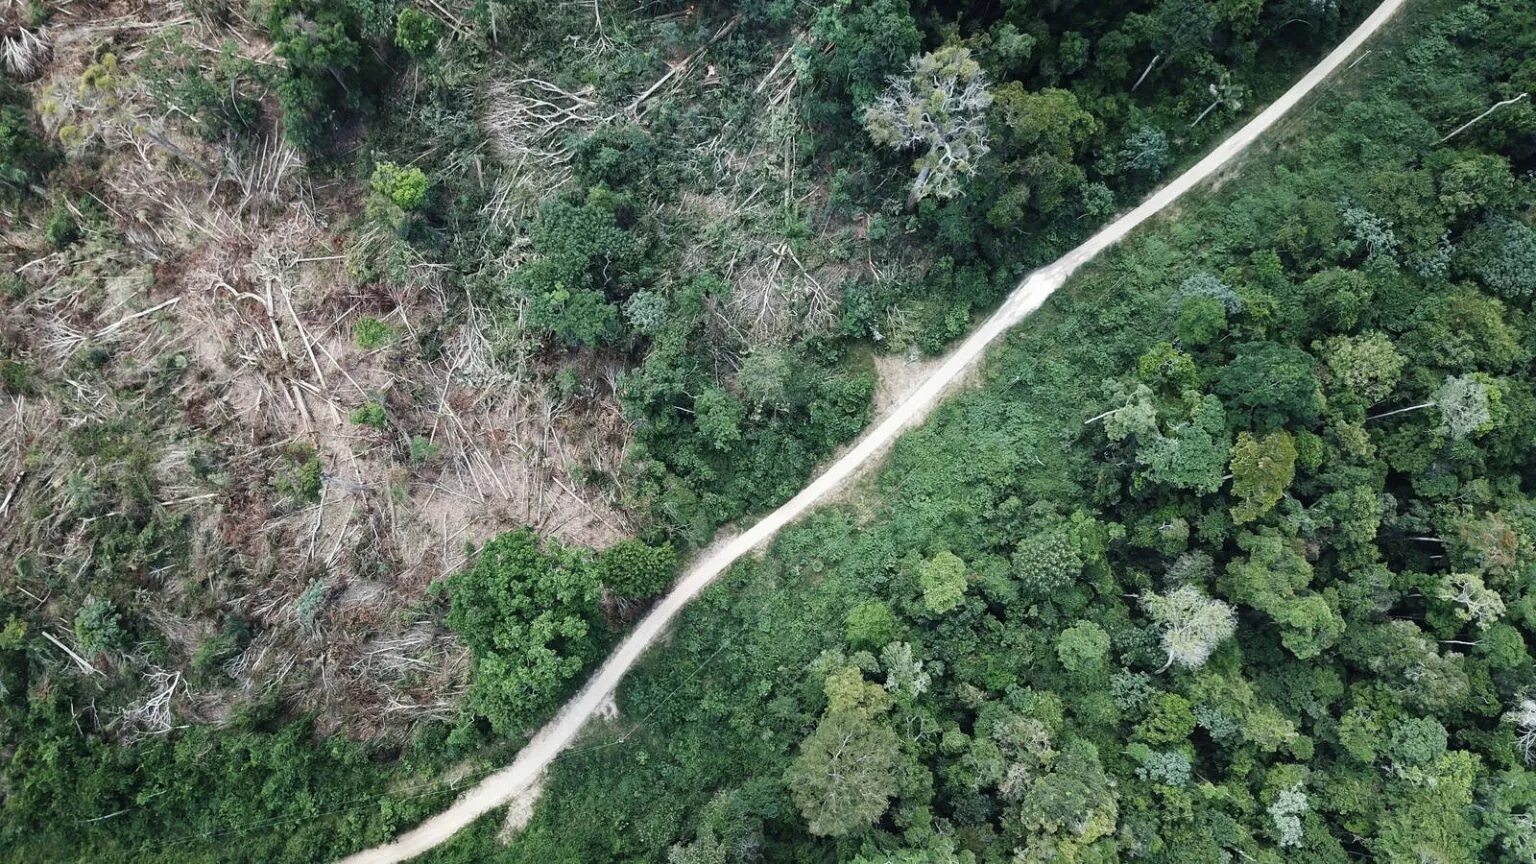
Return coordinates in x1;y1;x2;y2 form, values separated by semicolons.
0;2;836;749
484;77;599;162
114;667;182;741
0;470;24;517
627;16;740;118
42;631;102;677
481;77;605;222
0;13;50;80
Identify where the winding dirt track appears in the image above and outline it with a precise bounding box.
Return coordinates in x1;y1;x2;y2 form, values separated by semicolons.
339;3;1406;859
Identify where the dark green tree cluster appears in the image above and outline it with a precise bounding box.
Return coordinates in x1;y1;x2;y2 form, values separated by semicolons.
619;269;876;544
16;1;1526;860
264;0;398;149
597;538;679;601
444;529;602;735
346;0;1370;554
442;528;682;735
142;37;267;144
0;607;453;863
512;189;647;348
0;80;52;201
473;124;877;545
795;0;1368;344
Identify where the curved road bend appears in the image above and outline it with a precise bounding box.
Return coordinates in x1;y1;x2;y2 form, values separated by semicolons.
340;2;1407;860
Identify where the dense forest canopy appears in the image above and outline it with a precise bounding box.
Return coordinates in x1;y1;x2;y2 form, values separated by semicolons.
431;0;1536;862
2;0;1534;861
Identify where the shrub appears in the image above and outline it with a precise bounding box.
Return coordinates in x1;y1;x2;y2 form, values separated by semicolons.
190;619;248;678
43;204;79;248
74;597;125;656
295;579;330;629
275;444;323;502
845;600;897;648
408;435;441;466
596;539;679;600
1;272;26;300
0;359;36;395
350;402;388;428
394;8;442;56
0;83;52;198
0;615;26;649
354;316;395;349
370;161;428;211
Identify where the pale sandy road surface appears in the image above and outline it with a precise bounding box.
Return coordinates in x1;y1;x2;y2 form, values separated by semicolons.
339;2;1407;859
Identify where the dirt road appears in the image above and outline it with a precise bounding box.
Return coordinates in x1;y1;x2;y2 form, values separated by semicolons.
338;2;1406;859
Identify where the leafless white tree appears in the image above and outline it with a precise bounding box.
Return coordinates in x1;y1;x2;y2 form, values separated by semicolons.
865;46;992;210
1507;699;1536;765
1437;572;1505;630
1368;373;1496;441
482;77;604;221
115;667;182;741
483;77;599;164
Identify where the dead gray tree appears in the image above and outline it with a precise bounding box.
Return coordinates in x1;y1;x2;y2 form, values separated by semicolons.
864;46;992;211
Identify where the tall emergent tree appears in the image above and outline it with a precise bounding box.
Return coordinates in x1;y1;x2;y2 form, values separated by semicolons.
784;710;904;835
785;666;906;836
864;46;992;210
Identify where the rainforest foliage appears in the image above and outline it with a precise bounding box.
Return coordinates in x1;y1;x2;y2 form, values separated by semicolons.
412;0;1536;862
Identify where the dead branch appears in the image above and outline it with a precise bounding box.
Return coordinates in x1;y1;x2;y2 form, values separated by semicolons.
114;667;182;740
0;20;50;79
93;297;180;340
484;77;598;159
0;470;25;517
1439;92;1529;145
754;39;798;95
43;631;102;676
628;16;740;117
